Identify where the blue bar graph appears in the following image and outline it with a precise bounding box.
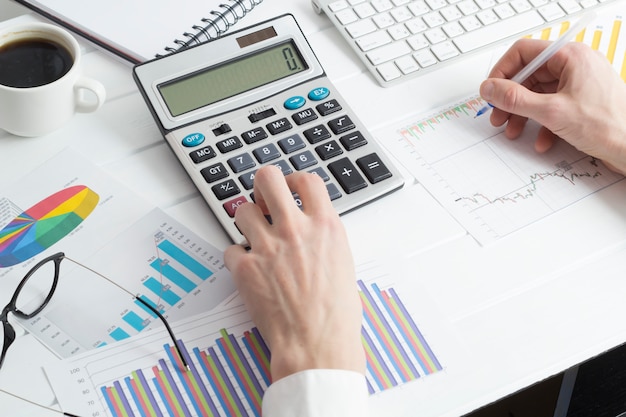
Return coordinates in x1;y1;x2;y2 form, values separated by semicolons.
150;259;196;293
158;239;213;280
110;327;130;341
143;277;182;306
123;311;149;332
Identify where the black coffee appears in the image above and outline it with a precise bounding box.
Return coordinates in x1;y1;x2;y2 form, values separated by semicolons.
0;38;73;88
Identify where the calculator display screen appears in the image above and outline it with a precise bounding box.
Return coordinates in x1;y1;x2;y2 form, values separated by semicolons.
158;40;308;117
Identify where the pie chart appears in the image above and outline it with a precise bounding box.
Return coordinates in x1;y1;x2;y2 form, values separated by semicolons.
0;185;99;267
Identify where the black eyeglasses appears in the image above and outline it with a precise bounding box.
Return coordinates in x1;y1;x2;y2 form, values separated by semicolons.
0;252;190;416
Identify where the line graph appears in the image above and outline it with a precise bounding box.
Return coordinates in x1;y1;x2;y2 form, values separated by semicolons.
382;96;625;244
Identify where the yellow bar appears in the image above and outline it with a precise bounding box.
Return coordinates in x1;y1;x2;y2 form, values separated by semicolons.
621;51;626;82
607;20;622;64
559;21;570;36
591;30;602;50
575;28;586;42
540;27;552;40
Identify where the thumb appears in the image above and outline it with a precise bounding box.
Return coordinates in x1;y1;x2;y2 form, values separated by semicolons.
480;78;553;122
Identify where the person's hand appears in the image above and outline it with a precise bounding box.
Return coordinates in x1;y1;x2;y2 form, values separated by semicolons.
224;166;366;382
479;39;626;174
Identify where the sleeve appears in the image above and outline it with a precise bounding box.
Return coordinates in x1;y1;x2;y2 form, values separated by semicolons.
261;369;370;417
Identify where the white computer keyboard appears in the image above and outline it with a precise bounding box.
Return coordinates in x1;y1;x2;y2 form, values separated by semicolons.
312;0;618;86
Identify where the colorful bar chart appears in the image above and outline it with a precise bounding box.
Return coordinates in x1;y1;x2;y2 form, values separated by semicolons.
93;281;441;417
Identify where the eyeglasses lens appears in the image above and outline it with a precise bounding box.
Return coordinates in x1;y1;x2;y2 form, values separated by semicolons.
15;260;57;317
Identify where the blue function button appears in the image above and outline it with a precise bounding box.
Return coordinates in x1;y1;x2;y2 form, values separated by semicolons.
284;96;306;110
308;87;330;101
182;132;205;147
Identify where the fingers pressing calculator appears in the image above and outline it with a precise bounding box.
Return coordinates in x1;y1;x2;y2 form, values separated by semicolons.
134;13;404;245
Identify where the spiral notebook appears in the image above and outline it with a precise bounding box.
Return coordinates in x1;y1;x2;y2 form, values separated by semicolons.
13;0;264;64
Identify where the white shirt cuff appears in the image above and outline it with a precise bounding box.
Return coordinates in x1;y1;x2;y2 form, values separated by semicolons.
262;369;370;417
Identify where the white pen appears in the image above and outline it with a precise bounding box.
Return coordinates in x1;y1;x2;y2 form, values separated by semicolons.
475;11;597;118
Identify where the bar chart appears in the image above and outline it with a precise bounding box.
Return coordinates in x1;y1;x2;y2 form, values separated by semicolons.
527;8;625;80
47;276;443;417
18;208;236;358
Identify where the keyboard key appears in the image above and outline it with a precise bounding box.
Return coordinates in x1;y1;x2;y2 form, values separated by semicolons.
292;108;318;125
453;10;544;53
431;41;460;60
228;153;256;173
315;140;344;160
223;195;248;218
201;162;229;183
356;30;393;51
339;131;368;150
217;136;243;153
290;150;318;170
538;3;566;20
373;12;396;28
278;134;306;153
377;62;403;80
326;183;343;200
212;179;240;200
336;8;359;24
316;99;343;116
346;19;378;38
328;157;368;193
303;124;331;143
242;127;268;144
189;146;216;164
328;115;356;134
253;143;281;163
366;40;412;65
266;118;292;135
413;49;437;67
395;55;420;74
308;167;331;181
357;153;393;183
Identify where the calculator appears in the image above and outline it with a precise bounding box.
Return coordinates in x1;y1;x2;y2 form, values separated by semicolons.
133;14;404;245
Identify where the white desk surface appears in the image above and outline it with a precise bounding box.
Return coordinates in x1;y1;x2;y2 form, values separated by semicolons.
1;1;625;416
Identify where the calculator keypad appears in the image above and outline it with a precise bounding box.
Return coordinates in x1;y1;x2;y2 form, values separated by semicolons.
169;80;404;245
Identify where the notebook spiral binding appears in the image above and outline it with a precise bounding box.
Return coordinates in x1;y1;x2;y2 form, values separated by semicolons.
158;0;264;57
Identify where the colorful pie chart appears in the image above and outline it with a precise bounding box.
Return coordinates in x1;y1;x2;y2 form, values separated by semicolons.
0;185;99;267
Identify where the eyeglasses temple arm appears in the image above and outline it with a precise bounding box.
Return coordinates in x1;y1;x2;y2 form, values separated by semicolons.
133;297;190;371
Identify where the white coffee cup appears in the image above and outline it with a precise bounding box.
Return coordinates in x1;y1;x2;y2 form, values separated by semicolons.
0;22;106;137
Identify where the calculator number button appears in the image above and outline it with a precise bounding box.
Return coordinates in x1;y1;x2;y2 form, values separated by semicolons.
290;150;318;170
266;118;293;135
212;179;241;200
253;143;281;164
271;160;293;176
201;162;229;183
189;146;217;164
278;134;306;153
315;140;343;161
303;125;331;144
316;99;342;116
228;153;256;173
292;108;318;125
328;157;368;194
357;153;393;183
328;115;355;134
217;136;243;154
242;127;268;144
